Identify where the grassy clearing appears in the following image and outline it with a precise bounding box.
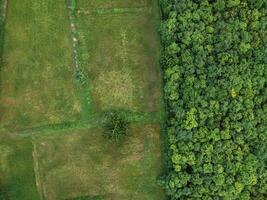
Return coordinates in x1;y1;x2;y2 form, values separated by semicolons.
34;124;165;200
0;0;81;132
0;135;39;199
76;0;162;113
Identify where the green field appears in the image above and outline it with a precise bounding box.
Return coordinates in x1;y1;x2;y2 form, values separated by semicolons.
76;0;161;113
0;0;165;199
0;0;81;132
34;124;164;200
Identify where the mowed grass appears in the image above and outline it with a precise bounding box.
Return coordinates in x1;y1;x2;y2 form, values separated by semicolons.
0;0;81;132
34;124;165;200
76;0;162;113
78;0;150;9
0;135;39;199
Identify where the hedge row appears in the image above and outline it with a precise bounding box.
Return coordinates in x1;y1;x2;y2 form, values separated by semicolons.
159;0;267;199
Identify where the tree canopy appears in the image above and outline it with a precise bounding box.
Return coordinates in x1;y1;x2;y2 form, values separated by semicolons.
160;0;267;199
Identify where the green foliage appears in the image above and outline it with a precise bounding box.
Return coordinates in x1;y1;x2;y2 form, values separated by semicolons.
103;110;129;140
69;0;77;12
74;68;88;86
160;0;267;199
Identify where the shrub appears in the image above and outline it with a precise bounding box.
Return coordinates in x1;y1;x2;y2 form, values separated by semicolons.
103;110;129;140
74;68;88;86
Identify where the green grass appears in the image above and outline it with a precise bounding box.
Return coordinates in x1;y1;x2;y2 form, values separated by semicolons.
0;0;81;132
0;0;5;65
0;0;166;199
77;0;150;9
0;135;39;199
34;124;165;200
76;0;162;113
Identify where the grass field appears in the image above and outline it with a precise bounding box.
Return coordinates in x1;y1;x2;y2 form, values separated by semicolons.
0;0;81;132
76;0;161;113
0;0;165;199
34;124;165;200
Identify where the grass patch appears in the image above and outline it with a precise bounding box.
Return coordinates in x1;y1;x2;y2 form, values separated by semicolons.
34;124;165;200
0;0;81;132
76;2;162;113
0;135;39;199
94;69;135;110
77;0;150;10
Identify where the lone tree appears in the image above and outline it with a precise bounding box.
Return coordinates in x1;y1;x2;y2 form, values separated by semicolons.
103;110;129;140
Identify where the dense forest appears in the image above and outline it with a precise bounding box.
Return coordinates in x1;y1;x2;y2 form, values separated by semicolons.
159;0;266;199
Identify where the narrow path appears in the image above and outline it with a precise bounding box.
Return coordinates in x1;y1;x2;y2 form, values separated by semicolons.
32;139;45;200
12;111;162;137
66;0;93;119
1;0;7;22
0;0;8;63
66;0;79;71
78;7;149;16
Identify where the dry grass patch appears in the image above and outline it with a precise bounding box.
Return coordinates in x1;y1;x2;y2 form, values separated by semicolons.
76;4;162;113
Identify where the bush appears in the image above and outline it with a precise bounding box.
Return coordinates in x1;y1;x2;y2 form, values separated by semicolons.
74;68;88;86
103;110;129;140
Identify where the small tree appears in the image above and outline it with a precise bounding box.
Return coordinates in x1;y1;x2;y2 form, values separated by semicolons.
103;110;129;140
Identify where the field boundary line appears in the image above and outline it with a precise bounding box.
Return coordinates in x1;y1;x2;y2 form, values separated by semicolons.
66;0;94;118
9;111;161;137
0;0;8;65
32;138;46;200
78;6;150;16
66;0;79;71
1;0;7;22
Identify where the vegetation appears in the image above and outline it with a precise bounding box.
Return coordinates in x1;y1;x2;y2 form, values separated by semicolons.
0;137;39;199
74;68;88;86
76;1;162;112
0;0;81;131
65;195;104;200
34;124;165;199
103;110;129;140
0;177;8;200
160;0;267;199
0;0;165;199
0;0;5;67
